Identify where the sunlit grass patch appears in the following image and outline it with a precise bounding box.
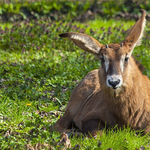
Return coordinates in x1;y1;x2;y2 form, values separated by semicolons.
70;127;150;150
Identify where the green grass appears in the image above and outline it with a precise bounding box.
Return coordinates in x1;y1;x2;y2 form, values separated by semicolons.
70;128;150;150
82;18;135;33
0;16;150;149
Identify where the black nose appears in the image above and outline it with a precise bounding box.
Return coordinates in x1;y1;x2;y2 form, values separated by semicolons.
108;79;120;89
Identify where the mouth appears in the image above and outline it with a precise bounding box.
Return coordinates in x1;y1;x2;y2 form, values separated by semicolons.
113;87;118;89
107;85;120;89
111;86;120;90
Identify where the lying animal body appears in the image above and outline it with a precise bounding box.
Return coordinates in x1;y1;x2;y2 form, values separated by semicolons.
54;9;150;136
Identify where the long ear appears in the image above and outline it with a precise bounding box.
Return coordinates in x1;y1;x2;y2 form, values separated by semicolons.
59;32;103;55
122;9;146;54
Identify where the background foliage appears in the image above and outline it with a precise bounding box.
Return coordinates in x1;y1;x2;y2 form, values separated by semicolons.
1;0;150;22
0;0;150;149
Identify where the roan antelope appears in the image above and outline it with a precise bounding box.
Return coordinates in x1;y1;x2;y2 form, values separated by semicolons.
54;9;150;136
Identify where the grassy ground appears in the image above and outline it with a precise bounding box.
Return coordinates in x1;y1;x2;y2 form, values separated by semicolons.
0;16;150;149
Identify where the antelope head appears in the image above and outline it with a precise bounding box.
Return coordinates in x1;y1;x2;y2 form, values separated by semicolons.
59;10;146;90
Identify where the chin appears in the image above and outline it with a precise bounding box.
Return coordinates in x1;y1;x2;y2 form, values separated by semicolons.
109;86;122;97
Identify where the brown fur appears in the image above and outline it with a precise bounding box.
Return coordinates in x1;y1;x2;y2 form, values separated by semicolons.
54;10;150;136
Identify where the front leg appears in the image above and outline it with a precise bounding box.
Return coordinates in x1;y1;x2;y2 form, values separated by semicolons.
82;119;105;137
54;110;72;132
144;125;150;135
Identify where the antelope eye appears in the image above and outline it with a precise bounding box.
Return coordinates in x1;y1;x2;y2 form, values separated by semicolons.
100;56;104;62
124;57;129;62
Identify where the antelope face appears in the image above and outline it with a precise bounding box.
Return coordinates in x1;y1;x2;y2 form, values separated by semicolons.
59;10;146;90
99;44;130;89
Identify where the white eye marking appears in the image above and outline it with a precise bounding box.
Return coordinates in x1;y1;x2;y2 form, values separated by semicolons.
120;55;125;72
104;55;109;72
